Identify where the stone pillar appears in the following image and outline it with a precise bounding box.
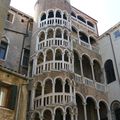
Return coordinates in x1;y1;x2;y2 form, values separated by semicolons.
41;84;45;106
96;105;100;120
63;81;65;104
69;82;73;102
90;61;95;83
33;56;37;75
30;87;35;110
62;53;64;70
43;53;46;71
83;102;87;120
63;112;66;120
52;81;55;104
80;57;84;78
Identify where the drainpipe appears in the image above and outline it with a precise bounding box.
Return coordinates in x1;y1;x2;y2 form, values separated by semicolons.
106;33;120;84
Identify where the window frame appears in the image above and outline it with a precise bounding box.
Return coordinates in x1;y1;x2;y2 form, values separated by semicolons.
6;11;15;23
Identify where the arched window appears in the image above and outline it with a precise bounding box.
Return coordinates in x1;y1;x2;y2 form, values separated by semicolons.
33;113;40;120
64;50;69;62
74;50;81;75
72;26;78;38
82;55;93;79
71;12;76;18
43;110;52;120
104;59;116;84
41;13;46;21
55;108;63;120
79;32;88;43
63;13;67;20
35;83;42;97
64;30;68;40
39;32;45;42
47;29;54;39
56;11;61;18
93;60;102;83
48;11;54;18
46;49;53;61
44;79;52;94
66;108;71;120
87;21;94;28
89;37;96;45
77;15;86;23
55;49;62;60
55;78;63;92
65;80;70;93
55;29;62;38
37;52;44;65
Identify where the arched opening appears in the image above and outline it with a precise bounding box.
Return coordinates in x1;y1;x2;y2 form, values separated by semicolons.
66;108;71;120
55;108;63;120
33;112;40;120
48;11;54;18
104;59;116;84
111;101;120;120
65;79;70;93
64;50;69;62
71;12;76;18
43;110;52;120
74;50;81;75
86;97;97;120
76;94;84;120
79;32;88;43
55;49;62;60
93;60;102;83
46;49;53;61
90;37;96;46
41;13;46;21
87;21;94;28
55;78;63;92
47;29;54;39
82;55;92;79
39;32;45;42
56;11;61;18
35;83;42;97
44;79;52;94
99;101;108;120
64;30;68;40
55;29;62;38
77;16;86;23
37;52;44;65
72;26;77;38
63;13;67;20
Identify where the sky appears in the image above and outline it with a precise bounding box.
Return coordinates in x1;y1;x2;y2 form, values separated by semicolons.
10;0;120;35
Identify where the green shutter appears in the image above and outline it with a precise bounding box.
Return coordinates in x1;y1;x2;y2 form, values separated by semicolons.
8;85;18;110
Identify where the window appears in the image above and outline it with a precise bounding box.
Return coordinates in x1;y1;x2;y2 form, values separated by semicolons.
0;41;8;60
104;59;116;84
22;49;30;66
7;12;14;23
0;82;17;110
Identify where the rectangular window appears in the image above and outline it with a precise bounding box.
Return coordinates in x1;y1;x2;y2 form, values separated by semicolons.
0;83;17;110
22;49;30;66
0;41;8;60
7;12;14;23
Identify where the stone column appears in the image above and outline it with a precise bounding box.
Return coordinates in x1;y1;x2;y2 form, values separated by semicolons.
63;81;66;104
80;57;84;82
52;81;55;104
41;84;45;106
83;102;87;120
43;53;46;71
30;87;35;110
96;105;100;120
90;61;95;83
62;52;65;70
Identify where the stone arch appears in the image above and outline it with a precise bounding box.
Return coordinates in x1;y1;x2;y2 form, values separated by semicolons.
63;11;67;20
55;107;64;120
48;9;54;18
93;59;102;83
86;97;98;120
47;28;54;39
79;31;88;43
37;52;44;65
65;79;70;93
65;107;72;120
73;50;81;75
31;111;40;120
64;29;68;40
77;15;86;23
55;78;63;92
44;79;53;94
111;100;120;120
40;12;46;21
71;11;76;18
55;48;62;60
76;93;85;120
55;28;62;38
87;21;94;28
72;26;78;38
56;10;62;18
89;36;96;46
46;49;53;61
35;82;42;97
39;31;45;42
82;54;92;79
64;50;69;62
43;109;52;120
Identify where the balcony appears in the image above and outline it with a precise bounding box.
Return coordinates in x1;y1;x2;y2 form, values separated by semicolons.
74;74;106;92
34;93;71;109
38;38;70;50
36;61;72;74
39;18;70;29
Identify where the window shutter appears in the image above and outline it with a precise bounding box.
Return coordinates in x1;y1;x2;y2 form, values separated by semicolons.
8;85;18;110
